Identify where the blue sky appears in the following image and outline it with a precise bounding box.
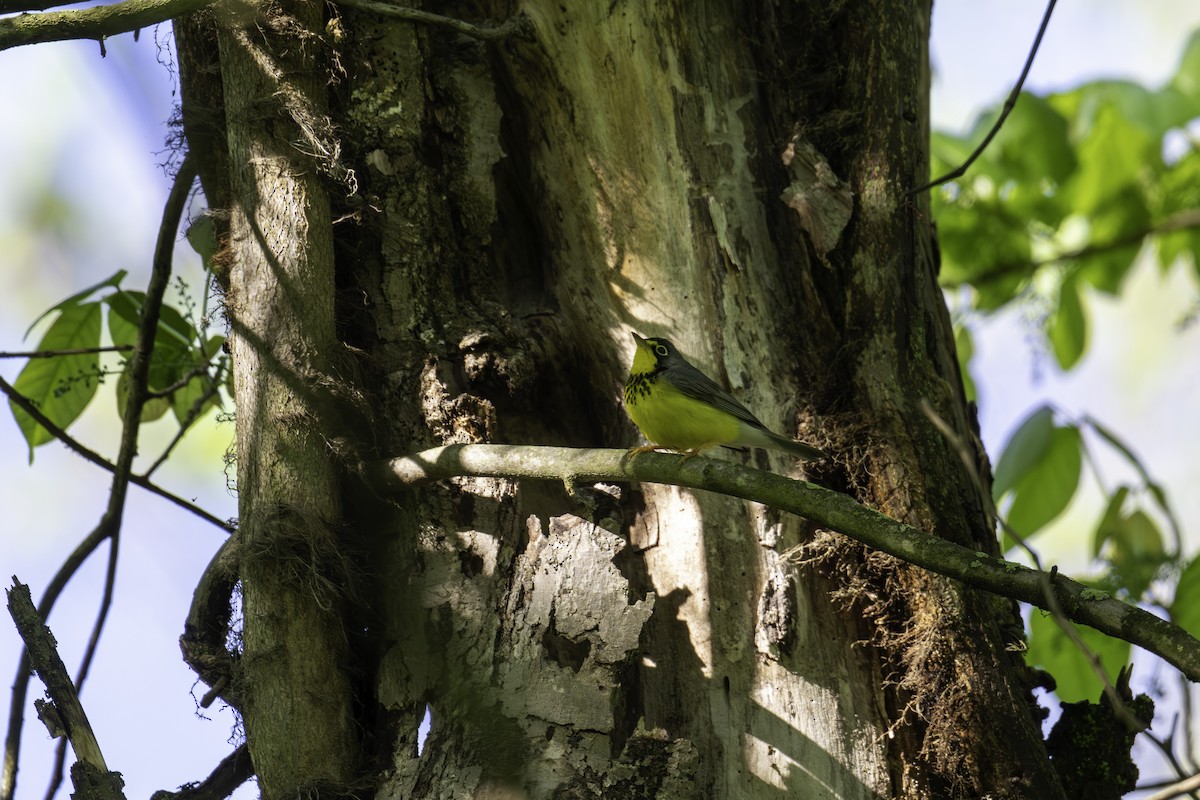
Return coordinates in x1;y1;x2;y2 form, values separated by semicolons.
1;4;1198;797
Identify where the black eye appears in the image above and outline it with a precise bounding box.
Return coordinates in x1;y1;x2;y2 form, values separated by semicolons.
655;344;669;357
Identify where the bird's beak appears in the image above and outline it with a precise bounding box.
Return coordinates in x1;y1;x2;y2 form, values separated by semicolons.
631;331;647;346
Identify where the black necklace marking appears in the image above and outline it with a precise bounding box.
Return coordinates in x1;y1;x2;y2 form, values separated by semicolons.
624;366;661;405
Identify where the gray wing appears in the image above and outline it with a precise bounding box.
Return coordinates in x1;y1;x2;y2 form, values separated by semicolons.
663;361;768;430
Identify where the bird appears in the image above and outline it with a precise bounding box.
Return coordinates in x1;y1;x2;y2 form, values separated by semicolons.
623;331;827;461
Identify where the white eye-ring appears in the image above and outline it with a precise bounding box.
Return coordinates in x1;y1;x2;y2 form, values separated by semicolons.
655;344;668;357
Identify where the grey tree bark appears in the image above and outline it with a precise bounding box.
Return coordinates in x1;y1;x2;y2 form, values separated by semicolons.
177;1;1065;798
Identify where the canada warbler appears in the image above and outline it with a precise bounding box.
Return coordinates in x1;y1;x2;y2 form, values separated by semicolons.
623;331;827;460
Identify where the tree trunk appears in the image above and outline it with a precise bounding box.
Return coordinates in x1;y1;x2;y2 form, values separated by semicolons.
183;0;360;793
179;1;1065;797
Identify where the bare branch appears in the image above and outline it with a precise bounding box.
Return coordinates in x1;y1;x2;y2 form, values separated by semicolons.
0;376;231;532
911;0;1058;195
0;0;211;52
144;363;225;478
5;581;123;800
1144;771;1200;800
375;444;1200;682
180;536;239;709
0;346;131;359
151;745;253;800
329;0;531;41
3;517;114;800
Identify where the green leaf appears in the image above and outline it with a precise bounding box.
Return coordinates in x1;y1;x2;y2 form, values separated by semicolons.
105;291;196;349
1156;151;1200;274
1067;104;1156;216
1027;607;1130;703
953;323;976;403
1068;194;1150;296
1171;556;1200;639
970;93;1076;184
171;337;226;425
23;270;126;339
106;290;205;421
1092;486;1131;559
1004;425;1083;539
1048;274;1088;370
1106;509;1165;598
171;373;220;425
1157;229;1200;273
1075;244;1141;296
115;368;172;423
936;197;1032;298
992;405;1055;500
1171;30;1200;102
1053;80;1199;141
186;215;218;269
9;303;104;459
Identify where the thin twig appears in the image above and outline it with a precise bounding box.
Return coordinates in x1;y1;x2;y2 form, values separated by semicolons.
0;0;212;52
911;0;1057;195
145;361;215;399
0;346;131;359
0;376;230;532
1140;719;1200;799
330;0;530;41
144;366;225;479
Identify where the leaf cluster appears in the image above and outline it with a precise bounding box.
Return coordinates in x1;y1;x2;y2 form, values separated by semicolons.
935;31;1200;372
7;267;227;461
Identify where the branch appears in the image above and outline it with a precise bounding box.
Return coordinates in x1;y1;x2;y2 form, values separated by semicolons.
150;744;252;800
3;517;115;800
329;0;531;41
0;346;131;359
179;536;239;709
374;444;1200;682
5;580;123;800
951;208;1200;291
0;0;212;52
1145;771;1200;800
911;0;1058;195
0;376;231;532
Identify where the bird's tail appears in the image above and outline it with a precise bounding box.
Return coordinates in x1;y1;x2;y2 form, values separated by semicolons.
765;431;828;462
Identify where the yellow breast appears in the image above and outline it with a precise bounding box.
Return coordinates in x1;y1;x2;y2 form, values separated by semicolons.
625;375;741;451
